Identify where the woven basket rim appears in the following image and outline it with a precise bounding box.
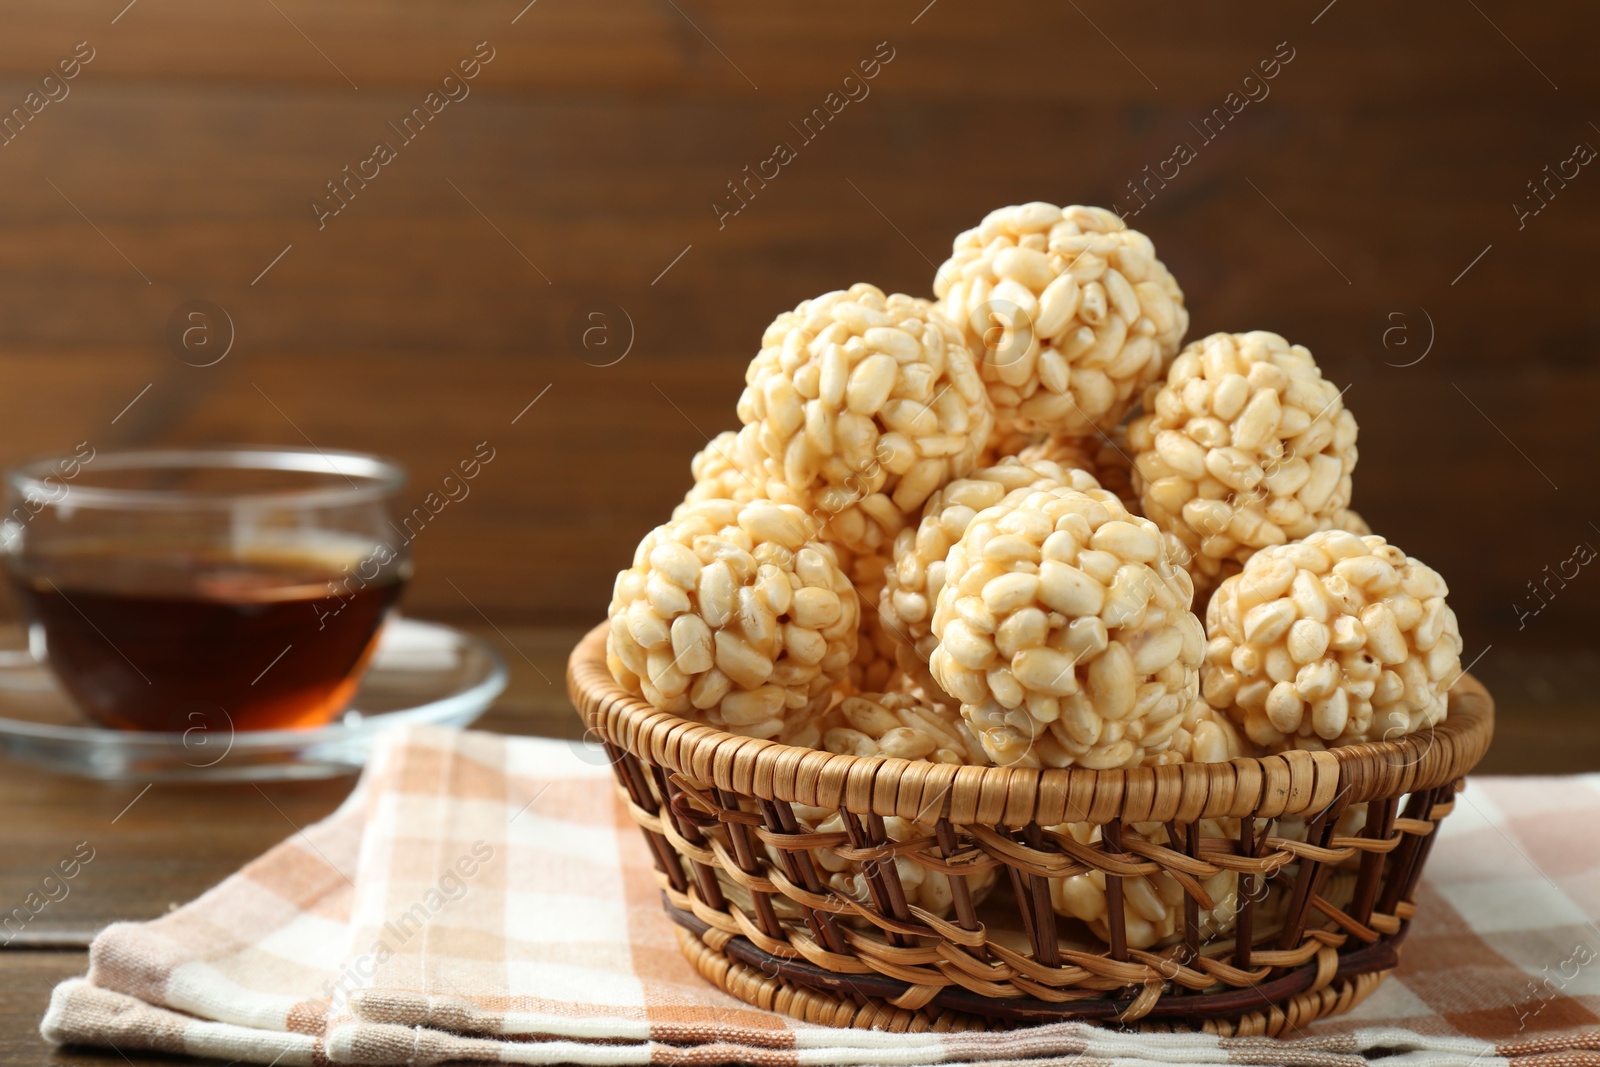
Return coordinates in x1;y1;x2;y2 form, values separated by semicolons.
568;623;1494;826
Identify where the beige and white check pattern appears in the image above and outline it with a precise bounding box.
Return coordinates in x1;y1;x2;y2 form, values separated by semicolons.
41;726;1600;1066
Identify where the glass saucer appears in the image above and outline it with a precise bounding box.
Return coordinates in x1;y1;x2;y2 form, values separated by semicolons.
0;617;507;781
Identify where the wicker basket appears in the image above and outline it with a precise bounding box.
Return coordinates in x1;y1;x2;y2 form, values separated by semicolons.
567;623;1494;1036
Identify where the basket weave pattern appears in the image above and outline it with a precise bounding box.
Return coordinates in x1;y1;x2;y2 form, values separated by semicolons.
568;624;1494;1035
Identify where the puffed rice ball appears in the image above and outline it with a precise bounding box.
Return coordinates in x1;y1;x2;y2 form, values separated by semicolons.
607;500;859;738
934;203;1188;438
1127;331;1359;598
929;486;1216;770
779;691;998;918
673;429;760;518
1018;431;1137;508
882;459;1102;696
736;283;993;555
1049;819;1239;950
1202;530;1462;750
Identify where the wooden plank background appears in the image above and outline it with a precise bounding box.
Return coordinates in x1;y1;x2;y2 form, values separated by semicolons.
0;9;1597;1059
0;0;1593;657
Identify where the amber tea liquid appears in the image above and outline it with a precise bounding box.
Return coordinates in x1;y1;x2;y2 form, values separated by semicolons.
9;539;406;732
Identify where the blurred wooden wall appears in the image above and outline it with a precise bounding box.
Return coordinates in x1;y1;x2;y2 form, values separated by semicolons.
0;0;1594;658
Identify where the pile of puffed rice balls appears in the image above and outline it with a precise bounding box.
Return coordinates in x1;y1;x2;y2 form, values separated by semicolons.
607;203;1464;950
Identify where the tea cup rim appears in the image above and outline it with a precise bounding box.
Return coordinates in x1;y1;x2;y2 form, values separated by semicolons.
5;446;407;511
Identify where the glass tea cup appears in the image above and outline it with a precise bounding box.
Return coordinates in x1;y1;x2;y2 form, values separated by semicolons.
0;447;412;733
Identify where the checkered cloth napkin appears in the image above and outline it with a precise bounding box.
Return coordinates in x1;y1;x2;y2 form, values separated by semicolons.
41;725;1600;1066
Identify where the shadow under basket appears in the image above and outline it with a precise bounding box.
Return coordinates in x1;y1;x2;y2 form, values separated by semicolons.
567;624;1495;1036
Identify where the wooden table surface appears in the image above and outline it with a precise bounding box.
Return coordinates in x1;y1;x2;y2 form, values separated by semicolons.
0;620;1588;1066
